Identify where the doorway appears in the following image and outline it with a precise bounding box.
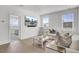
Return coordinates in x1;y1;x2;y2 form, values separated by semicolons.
9;15;20;42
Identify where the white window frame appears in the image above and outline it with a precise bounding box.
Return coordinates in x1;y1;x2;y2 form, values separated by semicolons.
42;16;49;27
62;13;75;32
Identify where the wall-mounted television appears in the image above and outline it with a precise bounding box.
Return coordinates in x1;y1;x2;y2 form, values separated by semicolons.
25;16;37;27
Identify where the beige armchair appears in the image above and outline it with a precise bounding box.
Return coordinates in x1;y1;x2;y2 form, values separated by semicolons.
56;33;72;53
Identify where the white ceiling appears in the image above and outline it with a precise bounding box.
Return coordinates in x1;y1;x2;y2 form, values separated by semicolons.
16;5;78;15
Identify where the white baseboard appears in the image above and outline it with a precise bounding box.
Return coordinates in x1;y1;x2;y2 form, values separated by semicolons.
20;36;37;40
0;40;10;45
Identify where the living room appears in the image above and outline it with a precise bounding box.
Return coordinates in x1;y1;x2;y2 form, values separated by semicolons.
0;5;79;53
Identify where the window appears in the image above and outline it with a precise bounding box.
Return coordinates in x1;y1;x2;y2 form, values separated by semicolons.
62;13;74;30
43;16;49;27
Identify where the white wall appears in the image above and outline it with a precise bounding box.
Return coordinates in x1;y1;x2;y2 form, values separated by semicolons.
20;10;40;39
41;8;78;34
0;6;40;45
78;8;79;33
0;6;9;44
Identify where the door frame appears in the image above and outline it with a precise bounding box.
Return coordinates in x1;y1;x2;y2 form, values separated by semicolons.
8;14;21;42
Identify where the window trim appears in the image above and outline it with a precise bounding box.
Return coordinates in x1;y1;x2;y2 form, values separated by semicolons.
62;13;75;31
42;16;49;27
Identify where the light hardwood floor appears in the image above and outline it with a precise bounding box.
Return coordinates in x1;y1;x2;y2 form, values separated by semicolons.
0;39;45;53
0;35;79;53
